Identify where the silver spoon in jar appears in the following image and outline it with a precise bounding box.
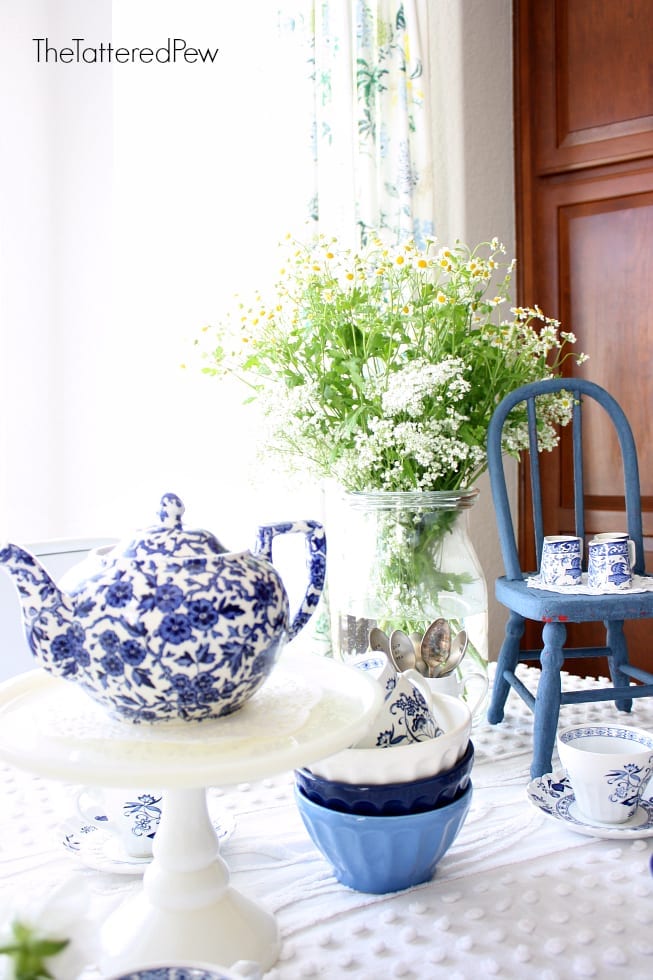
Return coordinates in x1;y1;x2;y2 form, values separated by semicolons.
420;618;451;678
389;629;417;672
410;632;428;674
368;627;390;656
434;629;469;678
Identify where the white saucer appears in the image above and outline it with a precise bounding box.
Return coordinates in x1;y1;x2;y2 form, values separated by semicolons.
527;770;653;839
60;810;236;874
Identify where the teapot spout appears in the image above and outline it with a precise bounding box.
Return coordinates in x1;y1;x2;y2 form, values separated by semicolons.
0;542;77;676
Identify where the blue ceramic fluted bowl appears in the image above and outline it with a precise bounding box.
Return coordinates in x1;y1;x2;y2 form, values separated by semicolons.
295;740;474;816
294;781;473;894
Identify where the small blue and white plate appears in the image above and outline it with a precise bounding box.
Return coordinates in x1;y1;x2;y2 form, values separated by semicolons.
527;770;653;839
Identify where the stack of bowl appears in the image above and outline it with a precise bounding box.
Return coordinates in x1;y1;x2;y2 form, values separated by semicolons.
294;690;473;893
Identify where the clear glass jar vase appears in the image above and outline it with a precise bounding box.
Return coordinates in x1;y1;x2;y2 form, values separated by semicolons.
324;487;488;686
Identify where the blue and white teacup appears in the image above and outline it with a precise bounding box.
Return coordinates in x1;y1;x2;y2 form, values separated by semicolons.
76;786;163;858
539;535;583;586
352;654;441;748
557;723;653;824
591;532;631;545
587;535;635;590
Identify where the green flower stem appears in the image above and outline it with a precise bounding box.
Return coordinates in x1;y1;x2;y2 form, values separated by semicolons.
348;494;478;640
377;512;465;634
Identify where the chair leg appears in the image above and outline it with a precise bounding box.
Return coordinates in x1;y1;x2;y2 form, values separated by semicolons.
605;619;633;713
487;610;525;725
531;620;567;780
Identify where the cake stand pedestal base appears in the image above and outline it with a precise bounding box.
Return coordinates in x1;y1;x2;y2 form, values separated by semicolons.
0;655;382;974
99;787;279;973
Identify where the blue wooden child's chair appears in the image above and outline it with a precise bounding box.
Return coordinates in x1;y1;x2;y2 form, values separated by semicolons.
486;378;653;778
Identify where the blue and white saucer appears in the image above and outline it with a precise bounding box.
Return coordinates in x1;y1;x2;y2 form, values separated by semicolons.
60;810;236;874
527;770;653;839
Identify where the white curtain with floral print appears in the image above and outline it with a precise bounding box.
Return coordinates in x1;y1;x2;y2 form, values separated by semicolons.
282;0;434;248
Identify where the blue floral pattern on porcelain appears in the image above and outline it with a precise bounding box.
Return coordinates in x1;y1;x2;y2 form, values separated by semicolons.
375;673;440;746
559;726;653;810
122;792;163;839
0;493;326;723
110;969;234;980
605;761;653;807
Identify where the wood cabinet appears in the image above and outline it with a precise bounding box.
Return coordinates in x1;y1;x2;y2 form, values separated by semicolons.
514;0;653;673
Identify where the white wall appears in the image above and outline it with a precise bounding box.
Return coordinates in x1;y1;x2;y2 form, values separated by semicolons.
108;0;318;549
0;0;113;538
428;0;516;660
0;0;319;550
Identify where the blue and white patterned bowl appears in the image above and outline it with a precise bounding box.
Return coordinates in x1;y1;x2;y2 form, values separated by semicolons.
295;740;474;816
105;965;239;980
294;781;473;894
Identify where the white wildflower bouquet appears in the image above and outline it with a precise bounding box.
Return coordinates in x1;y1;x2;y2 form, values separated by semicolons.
198;234;587;644
199;234;586;493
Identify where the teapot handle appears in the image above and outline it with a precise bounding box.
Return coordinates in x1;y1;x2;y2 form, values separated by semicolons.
254;520;326;641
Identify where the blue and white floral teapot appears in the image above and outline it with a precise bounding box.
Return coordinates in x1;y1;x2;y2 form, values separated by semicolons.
0;493;326;723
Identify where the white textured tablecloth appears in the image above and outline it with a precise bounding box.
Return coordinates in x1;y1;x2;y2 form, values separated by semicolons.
2;663;653;979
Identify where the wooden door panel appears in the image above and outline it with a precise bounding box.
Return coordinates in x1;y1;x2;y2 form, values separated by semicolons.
514;0;653;675
535;165;653;320
560;192;653;501
563;195;653;408
533;170;653;539
532;0;653;173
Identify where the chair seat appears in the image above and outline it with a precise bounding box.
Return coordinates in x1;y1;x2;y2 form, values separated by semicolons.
496;575;653;623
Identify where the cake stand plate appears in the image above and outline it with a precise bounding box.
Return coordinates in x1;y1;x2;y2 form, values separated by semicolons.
0;651;382;974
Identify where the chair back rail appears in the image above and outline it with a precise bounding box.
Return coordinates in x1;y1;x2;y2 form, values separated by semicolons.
487;378;645;581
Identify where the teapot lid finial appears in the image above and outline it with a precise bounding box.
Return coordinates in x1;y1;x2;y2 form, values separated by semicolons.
159;492;185;528
115;491;228;559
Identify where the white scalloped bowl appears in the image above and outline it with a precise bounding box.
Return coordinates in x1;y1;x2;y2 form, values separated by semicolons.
307;692;471;784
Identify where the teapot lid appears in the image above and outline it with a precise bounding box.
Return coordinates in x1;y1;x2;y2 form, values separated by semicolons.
119;493;229;560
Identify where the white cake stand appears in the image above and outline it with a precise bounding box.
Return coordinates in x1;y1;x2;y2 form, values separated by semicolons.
0;651;382;974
